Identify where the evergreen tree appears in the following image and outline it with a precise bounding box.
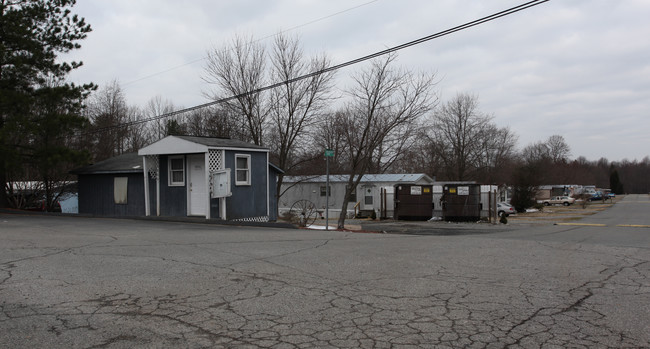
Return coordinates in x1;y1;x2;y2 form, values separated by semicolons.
0;0;93;208
165;119;187;136
510;163;541;212
609;168;624;195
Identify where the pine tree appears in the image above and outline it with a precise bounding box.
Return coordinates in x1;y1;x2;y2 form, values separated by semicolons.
609;168;624;195
510;163;541;212
0;0;94;208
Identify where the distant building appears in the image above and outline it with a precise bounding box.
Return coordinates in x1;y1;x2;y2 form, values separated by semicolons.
535;184;584;201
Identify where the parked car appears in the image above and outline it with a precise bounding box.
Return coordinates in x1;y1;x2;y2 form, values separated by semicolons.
542;196;575;206
589;191;604;201
497;202;515;217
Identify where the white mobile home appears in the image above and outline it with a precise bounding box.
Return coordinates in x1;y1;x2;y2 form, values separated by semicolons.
280;174;434;219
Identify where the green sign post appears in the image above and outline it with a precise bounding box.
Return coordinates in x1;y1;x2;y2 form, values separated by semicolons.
324;149;334;230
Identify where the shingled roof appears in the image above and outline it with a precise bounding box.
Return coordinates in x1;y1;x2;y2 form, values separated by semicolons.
70;153;143;175
173;135;267;150
283;174;434;184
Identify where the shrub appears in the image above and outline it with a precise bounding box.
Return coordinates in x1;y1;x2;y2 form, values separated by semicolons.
574;193;591;209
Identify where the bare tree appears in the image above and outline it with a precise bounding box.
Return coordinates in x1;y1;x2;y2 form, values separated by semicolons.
386;126;443;176
427;93;507;181
144;95;175;141
185;105;243;139
333;54;437;229
204;35;267;145
546;134;571;163
266;34;336;196
313;110;347;172
521;140;550;164
522;135;571;165
86;80;129;161
204;33;336;207
123;106;152;151
473;125;518;183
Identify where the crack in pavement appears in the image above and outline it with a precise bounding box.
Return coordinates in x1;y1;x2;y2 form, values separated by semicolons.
2;258;646;348
1;216;648;348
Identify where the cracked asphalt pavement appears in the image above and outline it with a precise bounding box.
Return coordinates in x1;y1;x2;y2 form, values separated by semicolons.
1;195;649;348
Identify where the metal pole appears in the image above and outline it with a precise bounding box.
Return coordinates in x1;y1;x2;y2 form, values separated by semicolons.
493;188;496;223
488;190;492;223
325;156;330;230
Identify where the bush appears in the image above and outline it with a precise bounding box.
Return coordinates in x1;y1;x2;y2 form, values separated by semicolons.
574;193;591;209
511;187;537;212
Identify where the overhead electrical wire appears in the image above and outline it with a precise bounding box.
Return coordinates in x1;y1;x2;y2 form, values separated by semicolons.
85;0;550;136
123;0;381;87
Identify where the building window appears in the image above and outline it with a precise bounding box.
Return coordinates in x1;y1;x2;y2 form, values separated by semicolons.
320;185;331;197
114;177;128;204
235;154;251;186
168;156;185;186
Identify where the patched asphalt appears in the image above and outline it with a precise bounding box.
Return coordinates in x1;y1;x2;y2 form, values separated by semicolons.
1;196;648;348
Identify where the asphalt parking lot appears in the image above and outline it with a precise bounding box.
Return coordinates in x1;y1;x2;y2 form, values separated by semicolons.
1;195;649;348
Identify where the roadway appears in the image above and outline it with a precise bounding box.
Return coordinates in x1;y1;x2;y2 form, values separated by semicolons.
0;195;648;348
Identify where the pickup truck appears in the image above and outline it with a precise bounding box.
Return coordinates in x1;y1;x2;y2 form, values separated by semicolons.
542;196;575;206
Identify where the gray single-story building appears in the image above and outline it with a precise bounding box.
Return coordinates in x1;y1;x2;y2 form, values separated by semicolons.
72;135;281;222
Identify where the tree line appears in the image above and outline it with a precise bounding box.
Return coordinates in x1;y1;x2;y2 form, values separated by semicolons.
2;1;648;223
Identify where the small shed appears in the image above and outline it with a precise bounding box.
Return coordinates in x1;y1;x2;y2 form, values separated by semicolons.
71;153;151;217
72;135;282;222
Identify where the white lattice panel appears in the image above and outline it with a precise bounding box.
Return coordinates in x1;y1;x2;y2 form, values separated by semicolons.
208;150;224;195
209;149;224;173
231;216;269;223
146;155;159;180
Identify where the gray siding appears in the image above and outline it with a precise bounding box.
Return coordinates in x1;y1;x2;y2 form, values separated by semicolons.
158;155;187;217
224;150;268;220
77;150;275;221
78;173;149;216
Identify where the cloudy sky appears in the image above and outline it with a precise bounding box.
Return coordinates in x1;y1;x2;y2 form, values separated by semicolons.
64;0;650;162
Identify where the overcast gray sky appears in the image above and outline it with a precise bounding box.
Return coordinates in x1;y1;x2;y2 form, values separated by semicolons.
65;0;650;162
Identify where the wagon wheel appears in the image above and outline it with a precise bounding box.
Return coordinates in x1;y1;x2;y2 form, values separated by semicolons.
288;200;318;227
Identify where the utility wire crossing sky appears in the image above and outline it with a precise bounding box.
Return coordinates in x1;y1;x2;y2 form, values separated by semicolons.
66;0;650;162
84;0;549;136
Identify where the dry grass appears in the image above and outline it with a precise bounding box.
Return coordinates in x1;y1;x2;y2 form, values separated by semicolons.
508;198;617;224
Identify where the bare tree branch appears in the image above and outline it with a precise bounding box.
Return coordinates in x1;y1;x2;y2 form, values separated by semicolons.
329;54;437;229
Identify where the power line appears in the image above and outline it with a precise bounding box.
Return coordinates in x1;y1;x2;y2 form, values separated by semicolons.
123;0;381;87
86;0;550;136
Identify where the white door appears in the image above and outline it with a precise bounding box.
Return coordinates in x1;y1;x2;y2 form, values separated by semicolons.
363;187;374;210
188;155;207;216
